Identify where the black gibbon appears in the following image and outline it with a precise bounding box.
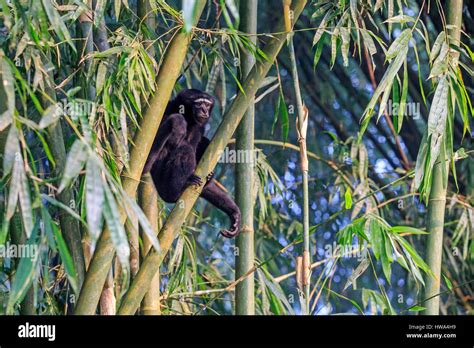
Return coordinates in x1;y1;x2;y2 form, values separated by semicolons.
143;89;241;238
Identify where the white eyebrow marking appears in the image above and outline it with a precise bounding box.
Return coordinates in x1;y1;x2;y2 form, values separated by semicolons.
194;98;213;104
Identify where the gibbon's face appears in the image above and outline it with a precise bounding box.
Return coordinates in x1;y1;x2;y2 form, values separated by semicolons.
192;96;214;125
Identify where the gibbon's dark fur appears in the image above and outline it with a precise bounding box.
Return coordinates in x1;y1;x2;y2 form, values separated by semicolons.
143;89;241;238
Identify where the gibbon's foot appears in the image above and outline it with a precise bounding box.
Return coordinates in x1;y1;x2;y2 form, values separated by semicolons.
219;213;241;238
187;174;203;187
206;170;215;182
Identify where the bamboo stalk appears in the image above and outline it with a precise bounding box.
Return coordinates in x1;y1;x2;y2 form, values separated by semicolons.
235;0;257;316
78;0;95;101
42;58;86;291
288;33;311;314
140;174;161;315
421;0;463;315
74;0;207;315
117;0;308;315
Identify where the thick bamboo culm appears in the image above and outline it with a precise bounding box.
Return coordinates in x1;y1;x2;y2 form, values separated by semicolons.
235;0;258;316
421;0;463;315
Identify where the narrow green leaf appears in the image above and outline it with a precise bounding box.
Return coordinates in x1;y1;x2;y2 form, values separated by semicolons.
344;187;353;209
391;226;428;235
41;0;75;51
39;103;62;129
0;54;14;131
103;184;130;268
18;164;33;238
408;305;426;312
397;61;408;133
7;224;40;314
86;158;104;241
58;140;89;192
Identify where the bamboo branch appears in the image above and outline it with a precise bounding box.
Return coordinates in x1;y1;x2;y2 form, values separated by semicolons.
288;32;311;314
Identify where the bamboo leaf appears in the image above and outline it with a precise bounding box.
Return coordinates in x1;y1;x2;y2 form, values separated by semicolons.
39;103;63;129
426;76;449;173
6;158;21;221
18;164;33;238
0;0;11;29
312;11;330;46
443;274;453;291
0;54;14;131
58;140;89;192
103;184;130;268
391;226;428;235
343;257;369;290
42;207;79;294
361;41;409;135
344;187;353;209
41;0;75;51
340;26;350;67
429;43;449;78
397;61;408;133
408;305;426;312
123;194;160;252
41;194;85;224
257;268;295;315
6;224;40;314
429;32;446;63
2;125;20;175
86;158;104;242
386;29;411;61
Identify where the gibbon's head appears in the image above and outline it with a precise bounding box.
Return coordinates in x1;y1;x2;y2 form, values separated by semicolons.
176;89;215;126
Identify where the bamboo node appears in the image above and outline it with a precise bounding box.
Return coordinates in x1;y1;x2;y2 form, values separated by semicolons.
79;11;94;23
240;224;254;234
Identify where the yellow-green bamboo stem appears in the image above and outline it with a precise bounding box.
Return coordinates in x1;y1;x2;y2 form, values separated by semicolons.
421;0;463;315
140;174;161;315
235;0;257;316
74;0;207;315
117;0;308;315
288;34;311;314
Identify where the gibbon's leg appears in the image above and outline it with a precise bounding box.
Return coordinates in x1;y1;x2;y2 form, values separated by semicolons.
201;181;241;238
157;143;199;203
